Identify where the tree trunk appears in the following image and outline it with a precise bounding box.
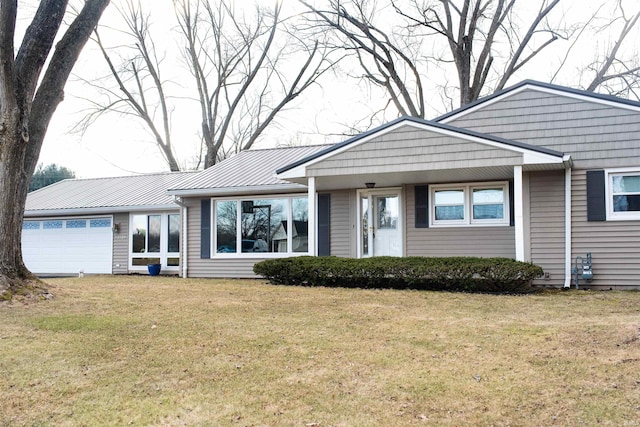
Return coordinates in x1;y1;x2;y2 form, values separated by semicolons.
0;0;110;299
0;114;39;296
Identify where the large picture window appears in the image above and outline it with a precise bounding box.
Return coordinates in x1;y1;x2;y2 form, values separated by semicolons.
607;170;640;220
430;182;509;227
213;196;309;256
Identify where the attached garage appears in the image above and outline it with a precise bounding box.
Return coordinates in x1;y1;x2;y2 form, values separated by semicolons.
23;170;197;277
22;217;113;275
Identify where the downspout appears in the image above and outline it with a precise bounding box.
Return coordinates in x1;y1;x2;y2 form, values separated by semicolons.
564;162;572;288
173;195;188;279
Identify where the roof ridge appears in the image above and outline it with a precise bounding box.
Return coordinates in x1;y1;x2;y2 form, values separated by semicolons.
67;170;199;182
244;143;334;153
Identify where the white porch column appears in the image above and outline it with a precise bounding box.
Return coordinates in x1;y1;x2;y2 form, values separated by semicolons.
514;165;525;261
308;177;317;256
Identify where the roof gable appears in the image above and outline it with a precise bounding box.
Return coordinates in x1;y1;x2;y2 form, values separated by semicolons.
436;80;640;124
277;116;565;179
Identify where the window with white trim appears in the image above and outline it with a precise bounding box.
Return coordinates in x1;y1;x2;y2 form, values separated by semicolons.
430;182;509;226
130;213;180;269
213;195;309;256
607;170;640;220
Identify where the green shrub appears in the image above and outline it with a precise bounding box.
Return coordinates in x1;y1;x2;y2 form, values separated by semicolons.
253;256;543;293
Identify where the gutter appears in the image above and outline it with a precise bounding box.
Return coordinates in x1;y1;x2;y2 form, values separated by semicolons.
172;196;189;279
23;204;180;217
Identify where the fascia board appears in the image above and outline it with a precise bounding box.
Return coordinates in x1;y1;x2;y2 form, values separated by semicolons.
166;183;308;198
24;204;179;217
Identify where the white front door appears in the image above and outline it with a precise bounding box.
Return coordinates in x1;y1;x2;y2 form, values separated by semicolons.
358;189;403;257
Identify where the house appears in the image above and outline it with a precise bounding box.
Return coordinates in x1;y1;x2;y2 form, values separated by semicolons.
24;80;640;289
22;171;196;275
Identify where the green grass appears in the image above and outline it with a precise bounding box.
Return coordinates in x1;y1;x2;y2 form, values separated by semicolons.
1;276;640;426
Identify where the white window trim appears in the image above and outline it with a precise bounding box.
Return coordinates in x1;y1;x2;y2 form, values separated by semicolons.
129;212;181;271
429;181;510;227
606;168;640;221
211;193;311;258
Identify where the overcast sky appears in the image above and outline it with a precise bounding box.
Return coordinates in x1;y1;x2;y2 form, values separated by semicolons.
31;0;640;179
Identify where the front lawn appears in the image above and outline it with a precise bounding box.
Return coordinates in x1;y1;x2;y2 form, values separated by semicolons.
1;276;639;426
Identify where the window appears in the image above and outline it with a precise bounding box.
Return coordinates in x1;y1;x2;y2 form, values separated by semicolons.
430;182;509;227
607;170;640;220
213;196;309;256
130;213;180;269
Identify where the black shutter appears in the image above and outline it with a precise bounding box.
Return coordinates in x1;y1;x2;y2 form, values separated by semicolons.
415;185;429;228
509;180;515;227
586;170;606;221
317;194;331;256
200;199;211;258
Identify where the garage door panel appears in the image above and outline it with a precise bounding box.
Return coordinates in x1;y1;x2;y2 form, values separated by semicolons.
22;217;113;275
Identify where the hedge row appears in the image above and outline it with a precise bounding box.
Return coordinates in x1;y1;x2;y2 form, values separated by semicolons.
253;256;544;293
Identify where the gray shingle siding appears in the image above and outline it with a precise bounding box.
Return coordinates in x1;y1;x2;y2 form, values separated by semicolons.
529;171;565;287
444;90;640;169
112;213;129;274
307;126;522;177
572;170;640;289
405;184;515;258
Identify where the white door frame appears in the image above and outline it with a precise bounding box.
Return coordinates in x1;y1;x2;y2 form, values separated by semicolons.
356;187;404;258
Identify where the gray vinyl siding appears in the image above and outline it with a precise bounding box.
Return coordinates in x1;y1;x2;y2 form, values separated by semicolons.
112;213;129;274
529;171;565;287
184;198;260;278
571;170;640;290
329;190;354;257
445;90;640;169
307;125;522;177
405;184;515;258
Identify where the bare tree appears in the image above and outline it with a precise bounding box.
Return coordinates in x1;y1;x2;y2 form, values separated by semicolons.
584;1;640;100
299;0;425;118
77;0;181;171
300;0;564;115
174;0;337;168
0;0;110;297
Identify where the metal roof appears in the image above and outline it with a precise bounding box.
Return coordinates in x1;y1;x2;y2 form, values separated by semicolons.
167;145;330;196
25;171;197;216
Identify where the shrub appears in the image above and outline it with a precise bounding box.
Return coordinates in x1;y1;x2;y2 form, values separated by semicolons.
253;256;544;293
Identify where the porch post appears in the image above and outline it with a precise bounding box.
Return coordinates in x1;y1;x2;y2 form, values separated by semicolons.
308;176;317;256
514;166;525;261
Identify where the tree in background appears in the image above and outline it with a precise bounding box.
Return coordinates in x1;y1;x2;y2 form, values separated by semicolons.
29;164;76;192
0;0;110;298
80;0;337;171
299;0;640;120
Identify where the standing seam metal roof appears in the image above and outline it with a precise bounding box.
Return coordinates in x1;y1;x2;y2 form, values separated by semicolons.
167;145;330;192
25;171;198;213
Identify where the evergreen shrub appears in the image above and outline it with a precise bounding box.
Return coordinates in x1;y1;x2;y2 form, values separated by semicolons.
253;256;544;293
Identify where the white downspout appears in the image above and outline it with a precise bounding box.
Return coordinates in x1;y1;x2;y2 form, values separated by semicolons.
514;166;525;261
564;167;572;288
173;196;188;279
308;177;317;256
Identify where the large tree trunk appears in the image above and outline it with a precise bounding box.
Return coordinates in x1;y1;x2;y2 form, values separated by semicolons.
0;113;38;296
0;0;110;299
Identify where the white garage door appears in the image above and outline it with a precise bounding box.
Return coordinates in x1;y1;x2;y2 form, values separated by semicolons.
22;217;113;275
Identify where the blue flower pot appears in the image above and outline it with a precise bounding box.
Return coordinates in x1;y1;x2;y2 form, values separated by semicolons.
148;264;161;276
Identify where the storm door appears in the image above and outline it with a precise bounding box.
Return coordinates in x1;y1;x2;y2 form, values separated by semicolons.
358;189;403;257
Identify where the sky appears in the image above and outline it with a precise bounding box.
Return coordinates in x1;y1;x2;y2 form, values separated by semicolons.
29;0;640;179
